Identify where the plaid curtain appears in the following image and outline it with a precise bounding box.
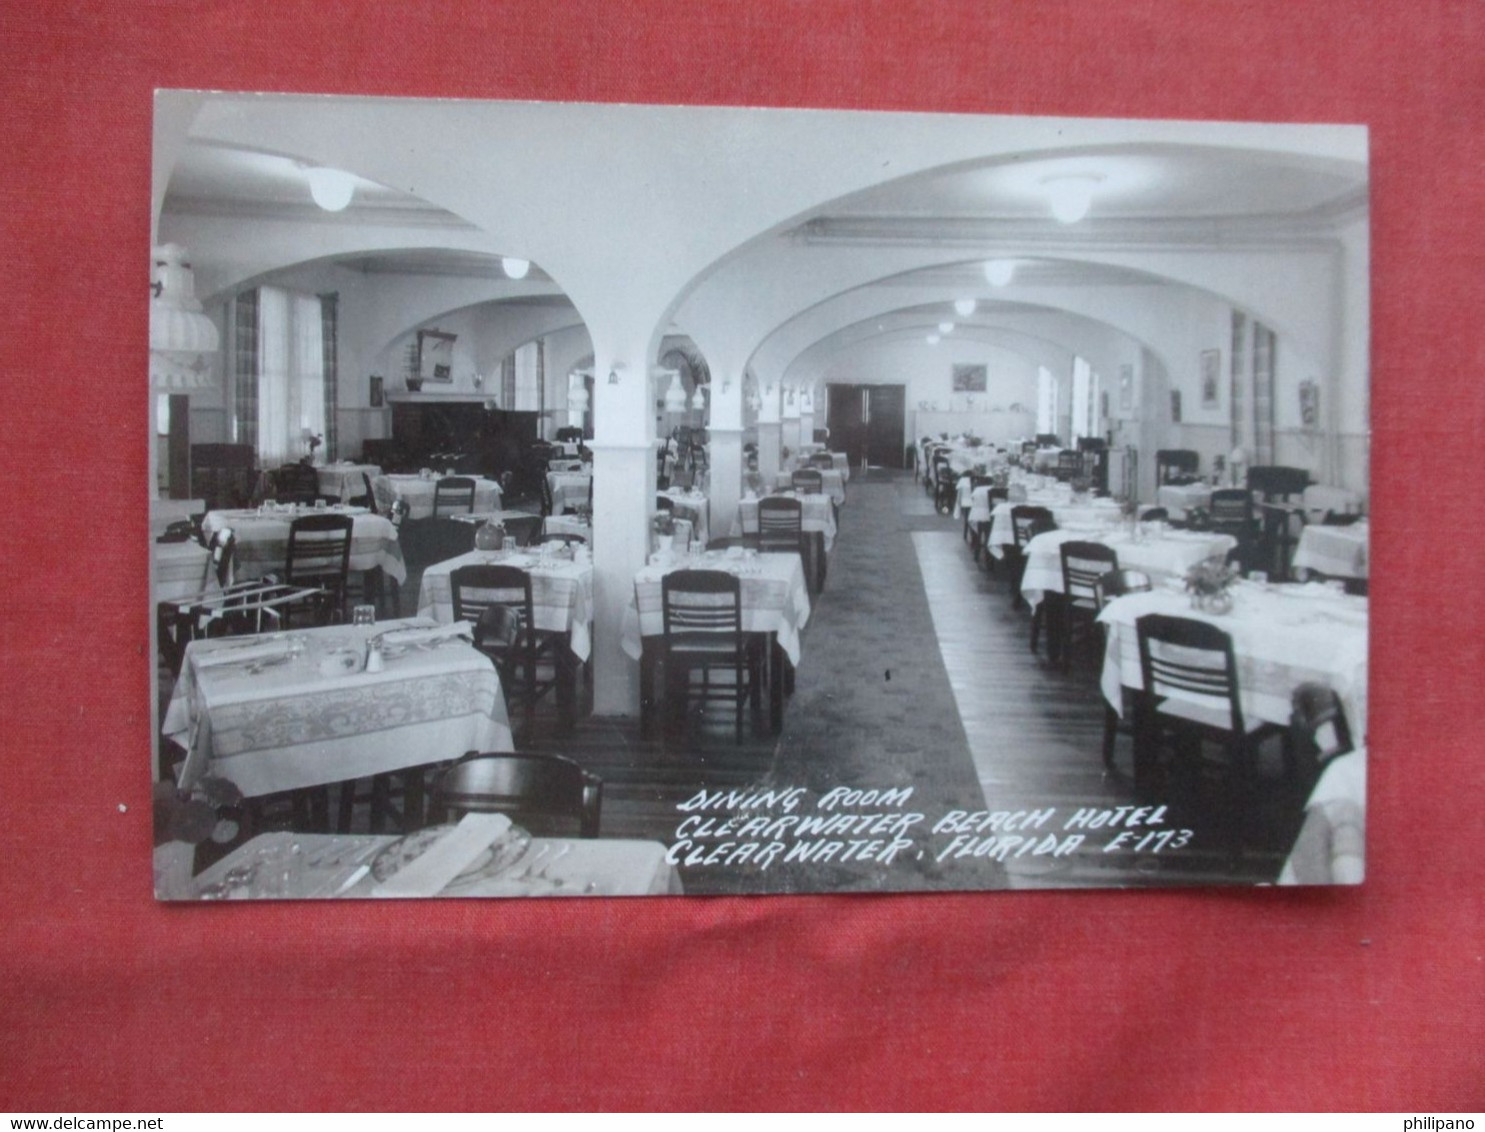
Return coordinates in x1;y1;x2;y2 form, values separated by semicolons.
320;292;339;460
233;289;259;449
502;354;516;408
1252;321;1277;465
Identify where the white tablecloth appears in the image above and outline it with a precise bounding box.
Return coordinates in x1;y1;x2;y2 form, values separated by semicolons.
182;830;680;899
202;508;408;584
1021;527;1237;609
162;619;513;798
416;549;595;662
547;470;593;513
1156;483;1213;520
621;551;812;666
379;474;503;520
316;463;382;501
658;489;712;547
793;451;851;481
1098;583;1368;737
731;493;838;551
154;541;217;602
774;468;845;505
974;493;1123;557
1293;521;1369;579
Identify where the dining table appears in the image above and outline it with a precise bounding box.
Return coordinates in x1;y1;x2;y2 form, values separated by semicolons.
416;547;596;665
1292;520;1369;580
315;462;382;501
378;473;503;519
154;539;219;602
657;487;712;548
730;491;837;593
621;549;812;736
1097;580;1368;740
773;467;846;506
1155;482;1214;521
792;451;852;481
972;488;1124;558
1019;525;1238;609
162;618;514;803
201;505;408;586
176;826;680;900
546;469;593;514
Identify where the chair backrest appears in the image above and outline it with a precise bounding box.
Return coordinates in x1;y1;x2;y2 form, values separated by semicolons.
1247;464;1310;501
809;452;834;469
1035;433;1061;448
1010;505;1055;551
1136;613;1244;733
985;486;1010;505
1209;488;1254;529
968;474;993;492
433;476;476;517
1057;450;1083;473
1094;568;1153;609
654;495;676;513
472;604;522;655
554;426;584;443
1321;510;1363;526
1289;682;1354;761
502;515;543;547
1155;449;1201;485
449;564;535;634
661;569;742;637
273;462;321;504
812;428;829;443
284;514;353;586
758;496;803;552
791;468;824;493
435;752;602;838
536;531;588;546
387;498;410;532
1139;506;1169;523
1059;541;1120;605
358;472;380;515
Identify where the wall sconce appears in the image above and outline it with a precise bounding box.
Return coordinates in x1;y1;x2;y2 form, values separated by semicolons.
1042;175;1102;224
471;372;484;390
502;256;530;280
608;363;625;385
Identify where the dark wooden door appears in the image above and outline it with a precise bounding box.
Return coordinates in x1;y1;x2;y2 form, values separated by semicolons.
826;383;906;469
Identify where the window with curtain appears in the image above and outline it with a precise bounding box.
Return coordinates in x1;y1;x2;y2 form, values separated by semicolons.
232;286;336;467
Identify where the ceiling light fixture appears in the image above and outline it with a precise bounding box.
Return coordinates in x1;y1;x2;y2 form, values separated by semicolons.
983;259;1016;287
502;257;530;280
1043;174;1102;224
926;333;941;346
305;166;356;212
150;243;219;389
954;298;977;317
938;321;955;335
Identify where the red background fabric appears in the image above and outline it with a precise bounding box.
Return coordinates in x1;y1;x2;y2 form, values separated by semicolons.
1;0;1480;1111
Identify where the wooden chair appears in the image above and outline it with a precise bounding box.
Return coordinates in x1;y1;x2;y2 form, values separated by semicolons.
271;462;323;506
449;564;560;717
1054;449;1084;482
433;751;601;838
1094;569;1153;776
932;460;958;514
756;496;804;559
1057;541;1119;672
1155;449;1201;486
809;451;834;469
432;476;477;517
1132;613;1288;821
660;569;762;742
283;513;353;624
535;530;588;547
791;468;824;494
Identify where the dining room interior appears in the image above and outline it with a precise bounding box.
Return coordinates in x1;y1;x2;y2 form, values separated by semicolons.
149;92;1369;899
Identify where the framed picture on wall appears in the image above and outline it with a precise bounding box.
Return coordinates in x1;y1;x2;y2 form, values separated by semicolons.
369;374;384;408
1200;348;1221;408
1118;364;1133;412
1170;389;1183;422
417;328;457;383
952;363;987;392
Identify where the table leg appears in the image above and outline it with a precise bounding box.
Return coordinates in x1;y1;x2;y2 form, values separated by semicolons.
639;637;660;740
555;633;577;732
769;634;786;734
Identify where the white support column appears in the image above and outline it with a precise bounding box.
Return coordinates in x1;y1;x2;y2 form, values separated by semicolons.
706;369;745;550
781;386;802;465
589;347;657;718
757;380;782;482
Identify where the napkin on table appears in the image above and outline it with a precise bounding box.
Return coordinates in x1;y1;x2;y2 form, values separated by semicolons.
190;639;290;669
369;813;513;898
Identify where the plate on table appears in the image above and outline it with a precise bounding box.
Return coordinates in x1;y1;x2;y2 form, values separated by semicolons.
370;823;533;893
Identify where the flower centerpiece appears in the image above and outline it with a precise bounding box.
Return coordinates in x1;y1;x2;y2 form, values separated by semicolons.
1185;559;1240;614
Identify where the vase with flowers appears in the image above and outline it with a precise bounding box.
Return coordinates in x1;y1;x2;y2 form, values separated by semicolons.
1185;559;1239;615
